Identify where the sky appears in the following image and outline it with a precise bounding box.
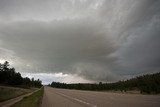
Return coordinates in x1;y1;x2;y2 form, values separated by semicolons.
0;0;160;84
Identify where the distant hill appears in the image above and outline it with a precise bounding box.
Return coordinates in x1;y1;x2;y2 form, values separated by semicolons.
51;72;160;94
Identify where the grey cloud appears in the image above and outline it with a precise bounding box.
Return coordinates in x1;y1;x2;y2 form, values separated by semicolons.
0;0;101;21
0;0;160;82
0;19;117;74
114;15;160;75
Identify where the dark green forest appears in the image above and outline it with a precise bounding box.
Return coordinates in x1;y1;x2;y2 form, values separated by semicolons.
51;72;160;94
0;61;42;88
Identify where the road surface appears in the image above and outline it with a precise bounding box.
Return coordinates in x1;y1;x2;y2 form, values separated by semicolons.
41;87;160;107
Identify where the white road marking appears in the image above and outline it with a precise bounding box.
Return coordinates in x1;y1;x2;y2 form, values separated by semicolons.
56;92;97;107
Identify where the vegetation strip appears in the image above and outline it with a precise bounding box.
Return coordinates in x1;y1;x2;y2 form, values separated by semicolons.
0;86;36;102
11;87;44;107
0;91;33;107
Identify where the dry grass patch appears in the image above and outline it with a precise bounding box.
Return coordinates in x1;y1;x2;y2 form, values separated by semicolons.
0;86;36;102
11;87;44;107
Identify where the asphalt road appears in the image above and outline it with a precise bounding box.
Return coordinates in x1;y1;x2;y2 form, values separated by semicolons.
41;87;160;107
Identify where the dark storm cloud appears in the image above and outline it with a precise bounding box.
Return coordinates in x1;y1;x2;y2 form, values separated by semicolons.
0;18;118;80
114;14;160;75
0;0;160;82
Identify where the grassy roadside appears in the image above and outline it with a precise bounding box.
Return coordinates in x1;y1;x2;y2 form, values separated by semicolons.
11;87;44;107
0;86;36;102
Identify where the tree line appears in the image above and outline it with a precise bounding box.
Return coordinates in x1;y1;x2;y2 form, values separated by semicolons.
0;61;42;88
50;72;160;94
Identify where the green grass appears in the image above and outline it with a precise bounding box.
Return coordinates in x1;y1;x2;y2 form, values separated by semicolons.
0;86;34;102
11;87;44;107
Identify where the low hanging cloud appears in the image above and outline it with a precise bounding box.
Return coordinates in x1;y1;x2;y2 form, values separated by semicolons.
0;0;160;83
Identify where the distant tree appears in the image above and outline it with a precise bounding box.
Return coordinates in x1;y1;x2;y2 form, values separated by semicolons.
0;61;42;88
50;72;160;94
